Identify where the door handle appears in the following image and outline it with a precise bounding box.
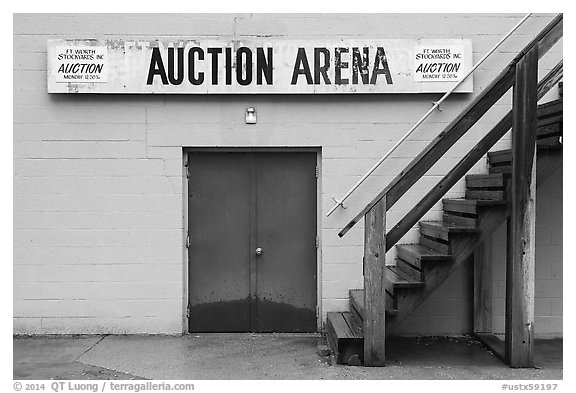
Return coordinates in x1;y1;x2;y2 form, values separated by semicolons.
255;247;263;256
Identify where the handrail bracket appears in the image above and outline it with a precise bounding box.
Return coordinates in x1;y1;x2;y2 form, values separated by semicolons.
432;101;443;111
331;196;347;210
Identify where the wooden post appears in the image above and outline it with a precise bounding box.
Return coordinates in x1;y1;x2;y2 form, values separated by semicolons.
363;196;387;366
474;239;493;333
505;45;538;368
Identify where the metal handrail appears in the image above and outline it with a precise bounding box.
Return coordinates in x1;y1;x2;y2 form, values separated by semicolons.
326;13;532;217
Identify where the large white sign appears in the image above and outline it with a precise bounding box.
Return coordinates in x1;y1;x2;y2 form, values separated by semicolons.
47;39;473;94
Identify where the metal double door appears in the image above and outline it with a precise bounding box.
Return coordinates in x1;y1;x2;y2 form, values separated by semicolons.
187;151;317;332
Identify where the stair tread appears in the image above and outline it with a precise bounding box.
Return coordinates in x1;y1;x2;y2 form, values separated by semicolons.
420;220;478;233
349;288;398;316
326;312;363;340
326;312;364;365
387;266;425;287
489;144;562;159
465;173;505;180
488;149;511;160
466;173;508;183
443;198;507;207
396;244;451;261
537;99;563;117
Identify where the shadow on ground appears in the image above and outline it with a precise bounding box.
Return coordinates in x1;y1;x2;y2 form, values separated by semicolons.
13;334;562;380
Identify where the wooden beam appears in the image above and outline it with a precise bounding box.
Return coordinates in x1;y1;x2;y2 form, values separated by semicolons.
474;239;493;334
505;45;539;368
475;333;506;362
363;197;386;366
338;14;562;239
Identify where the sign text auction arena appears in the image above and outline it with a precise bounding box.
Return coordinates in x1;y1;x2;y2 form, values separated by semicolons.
47;39;473;94
146;45;394;86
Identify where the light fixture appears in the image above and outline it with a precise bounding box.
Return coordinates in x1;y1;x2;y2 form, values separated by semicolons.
245;107;257;124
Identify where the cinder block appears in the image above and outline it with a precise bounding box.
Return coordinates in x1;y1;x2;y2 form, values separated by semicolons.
428;315;472;335
14;194;182;213
14;105;146;124
15;300;60;318
14;228;184;248
539;165;562;193
146;146;185;160
323;146;357;159
14;158;167;177
322;228;363;247
534;316;563;335
535;280;563;298
14;176;182;196
550;263;563;280
536;226;552;246
16;281;91;301
395;315;429;336
411;297;471;317
14;211;183;230
321;280;363;299
13;52;46;70
492;316;506;335
550;298;563;316
35;315;182;334
52;264;182;283
13;70;46;90
13;318;42;335
492;254;506;278
88;282;182;300
535;298;552;316
127;299;183;318
493;280;507;298
550;228;563;245
322;263;362;282
13;123;146;142
492;297;505;317
536;262;552;280
14;245;183;265
536;246;563;265
14;140;148;159
321;299;350;315
321;245;363;264
14;14;235;36
13;34;49;53
492;223;507;246
14;265;62;282
431;264;473;298
537;208;563;228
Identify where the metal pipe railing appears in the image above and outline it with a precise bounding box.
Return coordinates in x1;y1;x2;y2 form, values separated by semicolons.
326;13;532;217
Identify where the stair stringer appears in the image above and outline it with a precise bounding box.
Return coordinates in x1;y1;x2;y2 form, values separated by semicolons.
386;148;562;336
387;204;509;335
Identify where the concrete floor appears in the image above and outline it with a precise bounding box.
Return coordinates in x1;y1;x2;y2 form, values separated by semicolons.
13;334;562;380
13;336;143;380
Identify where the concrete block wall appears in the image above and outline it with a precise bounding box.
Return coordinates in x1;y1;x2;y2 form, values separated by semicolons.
491;164;563;338
13;13;562;334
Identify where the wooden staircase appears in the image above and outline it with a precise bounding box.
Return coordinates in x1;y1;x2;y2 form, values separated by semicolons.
327;15;563;367
327;99;562;364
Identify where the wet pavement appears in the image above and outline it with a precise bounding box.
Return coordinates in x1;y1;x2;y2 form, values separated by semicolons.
13;334;562;380
13;336;143;380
